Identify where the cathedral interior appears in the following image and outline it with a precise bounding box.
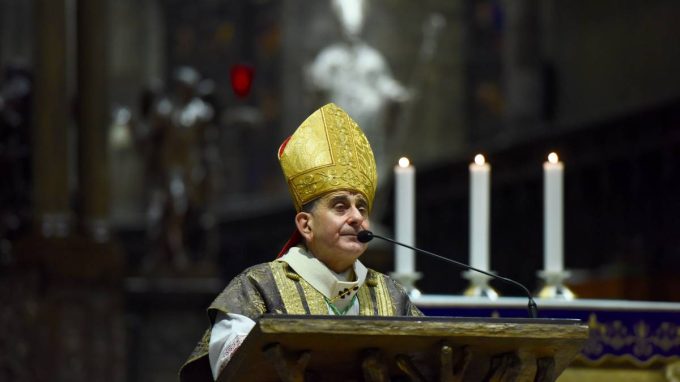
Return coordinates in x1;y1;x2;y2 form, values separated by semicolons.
1;0;679;381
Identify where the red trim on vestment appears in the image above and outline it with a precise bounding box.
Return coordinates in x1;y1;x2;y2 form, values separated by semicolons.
278;136;291;159
277;229;302;258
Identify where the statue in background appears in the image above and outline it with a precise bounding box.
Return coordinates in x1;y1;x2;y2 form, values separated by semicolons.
306;0;411;188
306;0;445;234
137;67;218;274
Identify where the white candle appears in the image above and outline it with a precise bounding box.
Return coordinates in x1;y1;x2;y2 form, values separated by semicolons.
469;154;490;271
394;157;415;274
543;152;564;273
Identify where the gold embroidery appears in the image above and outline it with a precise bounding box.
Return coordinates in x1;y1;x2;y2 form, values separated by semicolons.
278;103;377;212
270;262;306;314
299;278;330;315
358;282;375;316
284;263;301;281
357;272;394;316
373;273;395;316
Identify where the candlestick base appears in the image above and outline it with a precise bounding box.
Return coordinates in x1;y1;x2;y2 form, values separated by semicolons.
536;270;576;300
462;271;499;300
390;271;422;298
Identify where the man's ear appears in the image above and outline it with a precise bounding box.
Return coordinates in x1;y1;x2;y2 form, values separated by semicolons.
295;211;313;241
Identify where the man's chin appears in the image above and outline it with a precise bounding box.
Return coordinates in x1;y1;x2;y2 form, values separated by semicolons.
339;243;366;257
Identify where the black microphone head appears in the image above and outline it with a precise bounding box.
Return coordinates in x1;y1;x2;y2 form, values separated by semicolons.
357;230;374;243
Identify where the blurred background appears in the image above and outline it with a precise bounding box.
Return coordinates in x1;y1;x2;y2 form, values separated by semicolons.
1;0;679;380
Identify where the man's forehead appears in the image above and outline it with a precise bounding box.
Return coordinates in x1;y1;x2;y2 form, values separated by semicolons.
321;190;367;202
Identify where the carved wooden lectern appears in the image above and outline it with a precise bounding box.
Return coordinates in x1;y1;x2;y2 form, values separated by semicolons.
217;315;589;382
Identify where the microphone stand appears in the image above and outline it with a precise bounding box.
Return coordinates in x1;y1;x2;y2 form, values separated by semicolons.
359;231;539;318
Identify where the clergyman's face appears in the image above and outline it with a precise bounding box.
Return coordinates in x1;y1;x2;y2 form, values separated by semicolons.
297;190;370;272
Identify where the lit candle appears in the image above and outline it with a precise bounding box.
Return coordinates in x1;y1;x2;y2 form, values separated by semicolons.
543;152;564;273
469;154;490;271
394;157;415;275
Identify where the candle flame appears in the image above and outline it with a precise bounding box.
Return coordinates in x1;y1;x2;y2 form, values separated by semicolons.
548;152;559;164
474;154;485;165
398;157;410;168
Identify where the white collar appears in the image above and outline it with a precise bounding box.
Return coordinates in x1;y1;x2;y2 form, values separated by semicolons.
278;246;367;310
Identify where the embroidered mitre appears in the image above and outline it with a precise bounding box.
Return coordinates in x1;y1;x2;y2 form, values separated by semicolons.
278;103;377;212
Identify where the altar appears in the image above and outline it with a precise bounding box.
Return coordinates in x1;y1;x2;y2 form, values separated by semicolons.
413;295;680;381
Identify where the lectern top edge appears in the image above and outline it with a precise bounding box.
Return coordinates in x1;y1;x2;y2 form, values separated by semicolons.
260;314;584;326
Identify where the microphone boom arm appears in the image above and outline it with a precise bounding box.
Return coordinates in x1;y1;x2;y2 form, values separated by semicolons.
358;231;538;318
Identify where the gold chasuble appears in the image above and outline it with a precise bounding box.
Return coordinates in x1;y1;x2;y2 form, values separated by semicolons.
179;261;422;381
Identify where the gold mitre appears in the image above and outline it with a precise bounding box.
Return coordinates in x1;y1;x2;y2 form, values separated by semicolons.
278;103;377;212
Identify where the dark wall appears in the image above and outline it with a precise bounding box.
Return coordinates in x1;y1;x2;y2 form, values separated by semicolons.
411;101;680;299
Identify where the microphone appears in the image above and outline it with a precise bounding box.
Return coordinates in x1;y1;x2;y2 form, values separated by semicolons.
357;230;539;318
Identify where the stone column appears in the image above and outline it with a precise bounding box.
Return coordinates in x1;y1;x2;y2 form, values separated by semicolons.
14;2;126;382
77;0;110;241
33;0;71;237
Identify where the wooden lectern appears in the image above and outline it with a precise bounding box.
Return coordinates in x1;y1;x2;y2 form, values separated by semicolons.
217;315;588;382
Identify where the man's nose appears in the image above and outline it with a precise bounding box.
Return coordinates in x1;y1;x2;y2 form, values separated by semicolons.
347;206;364;225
